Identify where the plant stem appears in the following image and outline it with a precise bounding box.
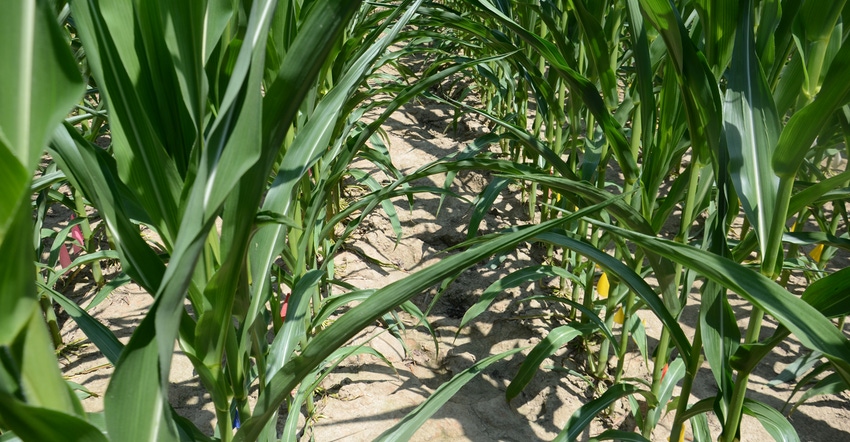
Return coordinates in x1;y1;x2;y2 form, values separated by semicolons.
212;369;234;442
40;293;63;348
73;187;102;285
613;293;633;380
671;320;702;441
723;176;793;441
645;158;701;435
644;327;671;438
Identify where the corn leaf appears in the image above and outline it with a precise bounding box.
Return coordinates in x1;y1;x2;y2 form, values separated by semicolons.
237;200;619;441
554;383;657;442
800;267;850;318
698;277;739;414
468;176;511;239
0;1;85;435
624;0;657;151
589;430;651;442
375;347;525;441
592;220;850;387
0;0;82;341
472;0;639;183
646;358;685;430
265;270;323;380
48;127;181;440
772;33;850;179
723;0;781;260
49;124;167;296
567;0;619;109
39;283;123;365
742;398;800;442
0;392;107;442
506;325;587;401
693;0;737;72
640;0;723;165
0;0;81;170
526;174;681;313
523;295;617;345
246;0;409;343
457;265;580;337
71;0;183;241
789;373;847;414
535;232;692;362
68;0;283;439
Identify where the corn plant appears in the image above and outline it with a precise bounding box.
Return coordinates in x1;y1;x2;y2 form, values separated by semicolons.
402;0;850;440
1;1;598;441
0;0;90;439
5;0;850;441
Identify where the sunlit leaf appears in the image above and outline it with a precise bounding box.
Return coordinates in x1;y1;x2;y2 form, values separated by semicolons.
376;347;525;441
506;325;588;401
554;384;657;442
743;399;800;442
723;0;782;260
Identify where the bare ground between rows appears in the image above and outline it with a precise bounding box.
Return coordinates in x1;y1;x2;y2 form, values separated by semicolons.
55;98;850;441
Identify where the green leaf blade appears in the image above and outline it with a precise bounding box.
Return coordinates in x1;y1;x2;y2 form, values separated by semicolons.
594;220;850;386
375;347;525;442
723;1;782;260
0;0;85;428
742;398;801;442
555;384;656;442
506;325;585;401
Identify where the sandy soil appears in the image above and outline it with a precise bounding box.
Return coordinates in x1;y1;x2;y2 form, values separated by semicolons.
52;97;850;441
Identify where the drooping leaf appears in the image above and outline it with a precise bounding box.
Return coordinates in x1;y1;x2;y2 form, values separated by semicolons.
506;325;588;401
800;267;850;318
789;372;847;414
592;220;850;388
554;383;657;442
742;398;801;442
457;265;580;337
237;198;622;441
375;347;525;441
535;231;693;362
